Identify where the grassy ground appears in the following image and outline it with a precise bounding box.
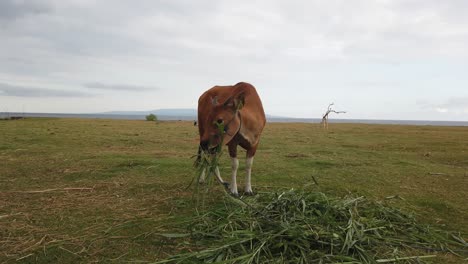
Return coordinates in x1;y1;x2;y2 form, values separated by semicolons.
0;118;467;263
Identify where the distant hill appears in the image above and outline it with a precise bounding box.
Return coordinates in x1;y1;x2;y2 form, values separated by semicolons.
101;108;197;116
4;111;468;126
100;108;287;119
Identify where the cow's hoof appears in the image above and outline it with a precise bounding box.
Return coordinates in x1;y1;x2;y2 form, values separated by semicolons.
244;191;255;196
222;182;230;188
231;192;239;198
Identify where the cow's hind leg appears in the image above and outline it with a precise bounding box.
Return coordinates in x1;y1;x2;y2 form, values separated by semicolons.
228;142;239;196
244;146;257;195
230;158;239;196
244;157;254;195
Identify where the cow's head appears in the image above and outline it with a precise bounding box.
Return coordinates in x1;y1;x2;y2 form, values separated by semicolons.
199;91;245;152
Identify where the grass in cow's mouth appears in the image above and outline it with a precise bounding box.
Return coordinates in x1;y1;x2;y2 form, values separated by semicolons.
192;122;229;205
154;189;467;264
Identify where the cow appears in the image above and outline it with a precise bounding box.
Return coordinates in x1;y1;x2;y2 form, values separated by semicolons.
196;82;266;196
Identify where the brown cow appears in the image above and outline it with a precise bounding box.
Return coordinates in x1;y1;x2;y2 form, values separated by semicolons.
197;82;266;196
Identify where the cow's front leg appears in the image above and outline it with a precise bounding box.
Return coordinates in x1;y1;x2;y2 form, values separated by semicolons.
230;157;239;196
214;166;229;188
244;156;254;195
198;168;206;184
199;166;228;187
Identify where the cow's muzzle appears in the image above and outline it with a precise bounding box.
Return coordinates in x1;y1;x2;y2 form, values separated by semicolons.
200;140;217;153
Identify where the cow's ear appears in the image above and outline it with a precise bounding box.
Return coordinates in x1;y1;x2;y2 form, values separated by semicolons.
224;92;245;111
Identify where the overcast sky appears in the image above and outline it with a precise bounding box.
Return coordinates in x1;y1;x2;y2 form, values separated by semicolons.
0;0;467;120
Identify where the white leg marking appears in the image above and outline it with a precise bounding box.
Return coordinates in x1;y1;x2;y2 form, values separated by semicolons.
245;157;254;193
198;168;206;184
230;157;239;195
214;166;225;184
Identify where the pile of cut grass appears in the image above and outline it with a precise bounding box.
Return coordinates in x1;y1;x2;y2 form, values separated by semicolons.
157;189;467;263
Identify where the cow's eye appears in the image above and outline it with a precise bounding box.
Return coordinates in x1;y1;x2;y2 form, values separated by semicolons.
216;119;223;124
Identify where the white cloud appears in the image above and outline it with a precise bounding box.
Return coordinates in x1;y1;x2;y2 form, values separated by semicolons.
83;82;157;91
421;97;468;117
0;82;92;97
436;108;448;113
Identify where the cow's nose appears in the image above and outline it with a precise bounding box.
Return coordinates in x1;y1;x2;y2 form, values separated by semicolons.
200;140;209;150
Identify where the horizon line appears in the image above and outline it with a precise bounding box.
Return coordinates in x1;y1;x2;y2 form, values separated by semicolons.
1;111;467;123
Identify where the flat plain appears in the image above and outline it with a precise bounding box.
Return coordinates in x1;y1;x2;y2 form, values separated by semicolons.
0;118;467;263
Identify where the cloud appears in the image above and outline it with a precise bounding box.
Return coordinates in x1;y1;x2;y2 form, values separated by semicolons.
83;82;156;91
438;97;468;108
0;0;51;21
348;81;401;88
435;108;448;113
3;0;468;75
0;82;91;97
420;97;468;115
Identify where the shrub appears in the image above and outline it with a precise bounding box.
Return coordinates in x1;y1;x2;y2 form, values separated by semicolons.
145;113;157;121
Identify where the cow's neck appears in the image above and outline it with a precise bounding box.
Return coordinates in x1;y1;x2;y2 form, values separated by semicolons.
225;111;241;137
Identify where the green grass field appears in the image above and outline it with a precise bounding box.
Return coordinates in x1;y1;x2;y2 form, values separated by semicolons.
1;118;467;263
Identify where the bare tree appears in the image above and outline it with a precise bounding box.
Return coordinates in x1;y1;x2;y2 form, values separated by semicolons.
321;103;346;129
